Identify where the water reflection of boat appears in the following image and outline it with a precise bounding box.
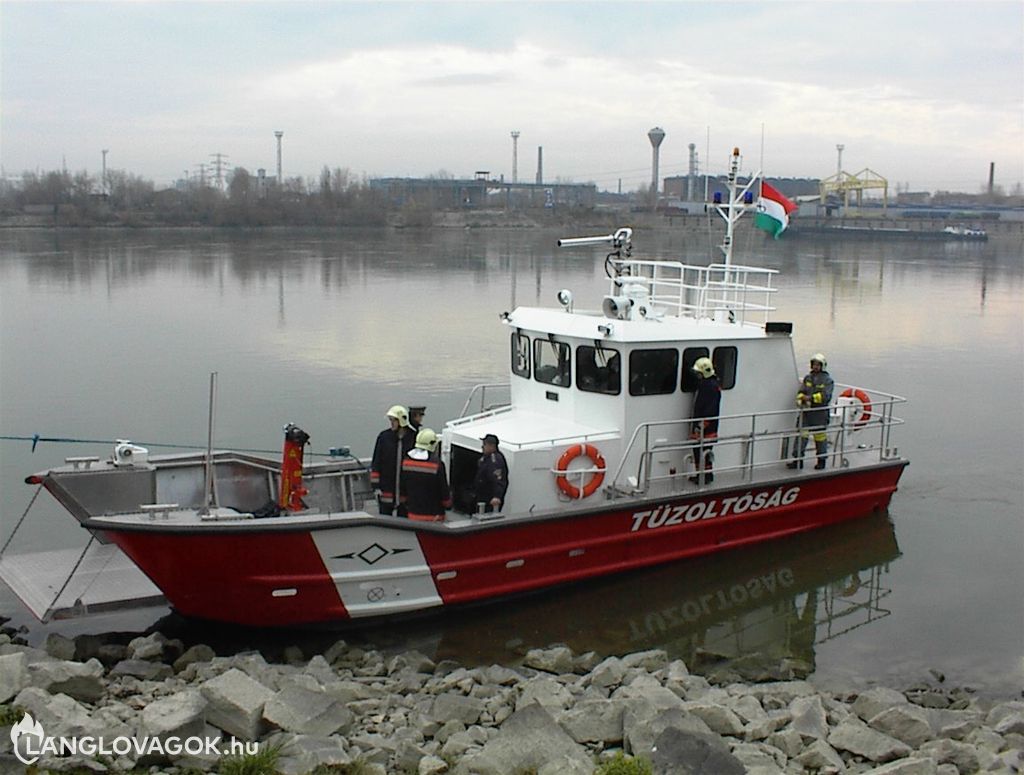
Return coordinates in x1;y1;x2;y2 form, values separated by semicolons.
358;509;901;677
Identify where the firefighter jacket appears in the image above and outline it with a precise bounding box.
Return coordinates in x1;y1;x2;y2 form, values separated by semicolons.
797;369;834;428
690;376;722;439
401;449;452;521
474;450;509;507
370;428;416;505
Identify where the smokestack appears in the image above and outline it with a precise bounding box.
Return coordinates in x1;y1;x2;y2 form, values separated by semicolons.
274;131;284;184
687;142;697;201
648;127;666;211
988;162;995;195
536;146;543;185
511;131;520;184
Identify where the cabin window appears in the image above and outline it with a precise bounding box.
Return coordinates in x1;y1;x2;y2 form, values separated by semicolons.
576;345;621;395
713;346;738;390
534;339;571;387
629;348;679;396
680;347;710;393
511;333;531;379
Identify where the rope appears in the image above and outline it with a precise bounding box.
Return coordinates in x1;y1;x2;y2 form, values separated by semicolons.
0;483;43;557
42;534;95;624
0;433;354;459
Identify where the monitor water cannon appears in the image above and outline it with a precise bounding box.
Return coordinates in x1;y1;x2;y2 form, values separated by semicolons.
603;278;653;320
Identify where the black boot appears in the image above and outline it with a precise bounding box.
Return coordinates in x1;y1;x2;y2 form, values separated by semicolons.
787;459;802;470
815;440;828;469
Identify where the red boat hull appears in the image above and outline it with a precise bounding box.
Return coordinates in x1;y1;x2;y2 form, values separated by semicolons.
105;463;906;627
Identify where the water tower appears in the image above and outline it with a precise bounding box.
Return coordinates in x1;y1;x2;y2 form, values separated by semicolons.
648;127;666;211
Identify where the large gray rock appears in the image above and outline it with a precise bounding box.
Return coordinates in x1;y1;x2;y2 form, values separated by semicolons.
523;646;574;675
127;633;166;661
789;694;830;740
730;741;786;774
453;703;592;775
558;699;625;744
828;716;913;763
623;703;713;757
263;685;353;736
859;758;939;775
200;667;274;741
431;692;485;725
140;689;207;740
853;687;909;721
681;702;745;736
27;657;105;702
173;644;215;673
515;675;574;712
621;649;669;672
0;653;29;703
108;658;174;681
589;656;626;688
43;633;76;661
266;732;351;775
794;739;847;773
648;727;745;775
869;704;935;748
917;738;980;775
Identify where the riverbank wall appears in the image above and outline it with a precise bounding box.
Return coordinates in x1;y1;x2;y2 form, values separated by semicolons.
0;629;1020;774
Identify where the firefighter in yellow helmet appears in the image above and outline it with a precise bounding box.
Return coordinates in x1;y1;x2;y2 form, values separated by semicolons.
788;353;834;470
370;405;415;515
689;357;721;484
401;428;452;522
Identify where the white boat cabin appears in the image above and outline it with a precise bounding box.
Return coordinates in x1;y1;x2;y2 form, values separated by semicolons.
443;237;806;517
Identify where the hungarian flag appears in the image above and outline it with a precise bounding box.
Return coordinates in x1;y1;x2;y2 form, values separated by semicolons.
755;181;798;238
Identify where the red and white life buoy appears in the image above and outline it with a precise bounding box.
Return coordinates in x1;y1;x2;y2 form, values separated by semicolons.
555;444;606;499
838;387;873;429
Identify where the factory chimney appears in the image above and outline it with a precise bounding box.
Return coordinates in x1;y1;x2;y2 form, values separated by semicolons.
988;162;995;196
648;127;666;211
687;142;697;201
536;146;543;185
275;131;284;185
511;131;520;184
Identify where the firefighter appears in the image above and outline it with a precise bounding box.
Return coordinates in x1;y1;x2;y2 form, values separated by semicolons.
408;406;427;433
370;405;415;516
474;433;509;512
789;353;834;470
689;357;721;485
401;428;452;522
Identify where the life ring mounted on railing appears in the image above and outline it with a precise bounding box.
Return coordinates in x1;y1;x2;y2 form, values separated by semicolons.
555;443;606;499
838;387;873;429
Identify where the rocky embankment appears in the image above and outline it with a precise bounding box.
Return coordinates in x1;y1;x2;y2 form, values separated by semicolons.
0;630;1020;774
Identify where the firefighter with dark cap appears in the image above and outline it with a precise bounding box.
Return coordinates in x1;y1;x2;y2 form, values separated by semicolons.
401;428;452;522
473;433;509;512
789;353;834;470
370;405;415;515
689;357;721;485
408;406;427;433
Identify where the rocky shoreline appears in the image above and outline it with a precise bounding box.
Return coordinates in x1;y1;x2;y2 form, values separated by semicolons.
0;630;1020;775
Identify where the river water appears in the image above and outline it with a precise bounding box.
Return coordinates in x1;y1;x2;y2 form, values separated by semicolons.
0;225;1020;697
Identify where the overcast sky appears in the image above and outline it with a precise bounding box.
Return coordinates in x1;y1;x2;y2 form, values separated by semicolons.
2;1;1022;193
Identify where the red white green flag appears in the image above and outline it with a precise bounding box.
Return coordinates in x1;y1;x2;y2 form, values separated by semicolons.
755;181;798;238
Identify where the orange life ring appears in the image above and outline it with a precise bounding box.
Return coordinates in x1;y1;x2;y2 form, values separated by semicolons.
555;443;606;499
839;387;873;428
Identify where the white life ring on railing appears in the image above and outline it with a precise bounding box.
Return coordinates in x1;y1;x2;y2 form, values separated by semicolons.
555;444;606;499
838;388;873;429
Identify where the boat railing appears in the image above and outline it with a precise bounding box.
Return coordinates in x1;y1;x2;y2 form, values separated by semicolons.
456;382;512;419
607;386;906;497
609;259;778;326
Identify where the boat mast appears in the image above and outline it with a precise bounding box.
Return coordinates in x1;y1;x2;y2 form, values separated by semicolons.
714;147;760;267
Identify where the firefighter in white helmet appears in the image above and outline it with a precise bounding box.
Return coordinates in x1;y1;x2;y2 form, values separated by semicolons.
788;353;834;470
689;357;722;485
370;405;415;515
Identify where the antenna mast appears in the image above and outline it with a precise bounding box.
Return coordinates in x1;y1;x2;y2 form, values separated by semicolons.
713;147;760;267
